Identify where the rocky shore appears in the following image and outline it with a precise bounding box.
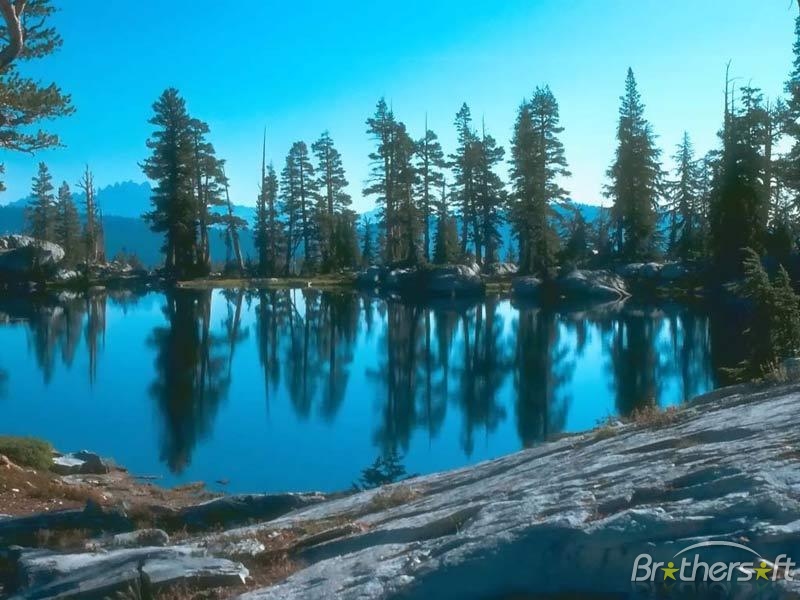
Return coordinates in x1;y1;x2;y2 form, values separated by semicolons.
2;382;800;599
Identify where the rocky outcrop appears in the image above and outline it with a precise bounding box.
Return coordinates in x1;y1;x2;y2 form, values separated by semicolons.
557;268;629;300
7;545;248;599
0;235;64;279
358;264;485;297
51;451;112;476
237;383;800;599
483;262;518;276
512;269;629;302
5;384;800;599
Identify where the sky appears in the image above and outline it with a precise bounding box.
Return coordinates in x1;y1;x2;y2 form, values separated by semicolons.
0;0;797;212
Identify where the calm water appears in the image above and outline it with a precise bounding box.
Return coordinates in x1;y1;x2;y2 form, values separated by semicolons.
0;289;726;493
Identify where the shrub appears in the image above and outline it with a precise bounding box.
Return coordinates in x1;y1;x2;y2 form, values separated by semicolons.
0;435;53;470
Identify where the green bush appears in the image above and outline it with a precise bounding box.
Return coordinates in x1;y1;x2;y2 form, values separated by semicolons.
0;436;53;470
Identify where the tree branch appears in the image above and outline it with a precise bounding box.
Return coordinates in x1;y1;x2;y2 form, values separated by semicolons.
0;0;26;71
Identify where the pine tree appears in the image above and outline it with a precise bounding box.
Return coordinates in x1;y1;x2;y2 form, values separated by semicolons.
27;162;55;242
392;122;419;264
709;77;769;277
666;132;702;259
450;103;478;258
605;69;662;260
55;181;81;265
509;86;571;274
0;1;74;190
312;132;351;270
254;133;281;276
142;88;197;276
220;165;246;273
281;141;318;274
188;118;226;274
365;98;400;263
78;166;104;264
474;124;506;264
782;16;800;205
361;216;374;266
433;180;459;264
737;248;800;378
414;123;445;262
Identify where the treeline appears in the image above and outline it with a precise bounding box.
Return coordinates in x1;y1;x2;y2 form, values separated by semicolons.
25;162;105;267
135;17;800;280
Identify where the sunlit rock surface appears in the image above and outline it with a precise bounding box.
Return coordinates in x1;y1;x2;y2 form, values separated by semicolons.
240;383;800;599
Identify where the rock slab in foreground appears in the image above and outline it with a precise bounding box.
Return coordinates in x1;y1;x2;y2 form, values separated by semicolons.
240;383;800;599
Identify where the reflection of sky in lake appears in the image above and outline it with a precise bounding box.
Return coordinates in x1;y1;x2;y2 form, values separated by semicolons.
0;290;716;494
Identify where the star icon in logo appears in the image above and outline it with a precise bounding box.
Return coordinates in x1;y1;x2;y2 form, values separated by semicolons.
754;561;772;581
662;561;679;581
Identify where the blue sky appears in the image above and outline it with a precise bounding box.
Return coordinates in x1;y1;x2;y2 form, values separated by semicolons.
0;0;796;212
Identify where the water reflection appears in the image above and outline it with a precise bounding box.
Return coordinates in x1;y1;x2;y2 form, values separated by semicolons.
0;289;725;490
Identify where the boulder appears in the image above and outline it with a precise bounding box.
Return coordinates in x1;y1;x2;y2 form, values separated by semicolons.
557;269;629;301
510;276;542;297
51;451;111;476
0;235;65;277
111;528;170;548
483;262;518;276
428;265;483;296
11;545;248;599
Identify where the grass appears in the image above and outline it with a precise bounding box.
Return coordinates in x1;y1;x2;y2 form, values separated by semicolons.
361;484;420;514
592;403;682;441
0;436;53;470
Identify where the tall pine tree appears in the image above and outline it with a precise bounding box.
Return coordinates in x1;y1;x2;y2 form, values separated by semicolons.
312;131;352;270
509;86;571;274
281;141;318;274
666;132;702;259
55;181;81;265
414;123;445;262
142;88;197;276
605;69;662;260
27;162;55;243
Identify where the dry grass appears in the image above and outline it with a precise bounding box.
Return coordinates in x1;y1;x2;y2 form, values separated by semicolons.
362;484;420;514
627;403;680;428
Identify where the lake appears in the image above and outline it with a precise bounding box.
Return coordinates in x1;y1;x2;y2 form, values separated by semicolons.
0;288;731;494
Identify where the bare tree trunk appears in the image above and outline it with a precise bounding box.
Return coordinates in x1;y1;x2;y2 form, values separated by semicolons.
223;175;244;273
0;1;26;72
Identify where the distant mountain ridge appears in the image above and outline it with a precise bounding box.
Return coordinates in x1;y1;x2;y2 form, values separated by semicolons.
0;180;604;267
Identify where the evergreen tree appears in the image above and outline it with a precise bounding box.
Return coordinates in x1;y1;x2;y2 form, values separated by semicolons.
736;248;800;378
561;207;589;264
254;134;281;275
365;98;401;263
392;122;420;264
26;161;54;242
782;16;800;208
55;181;81;264
414;124;445;262
188;118;226;274
361;216;375;266
605;69;662;259
141;88;197;276
312;131;351;270
0;0;74;190
709;79;769;277
433;180;459;264
77;165;104;264
281;141;318;274
474;125;506;264
220;165;246;273
509;86;571;274
666;132;703;259
450;103;478;258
